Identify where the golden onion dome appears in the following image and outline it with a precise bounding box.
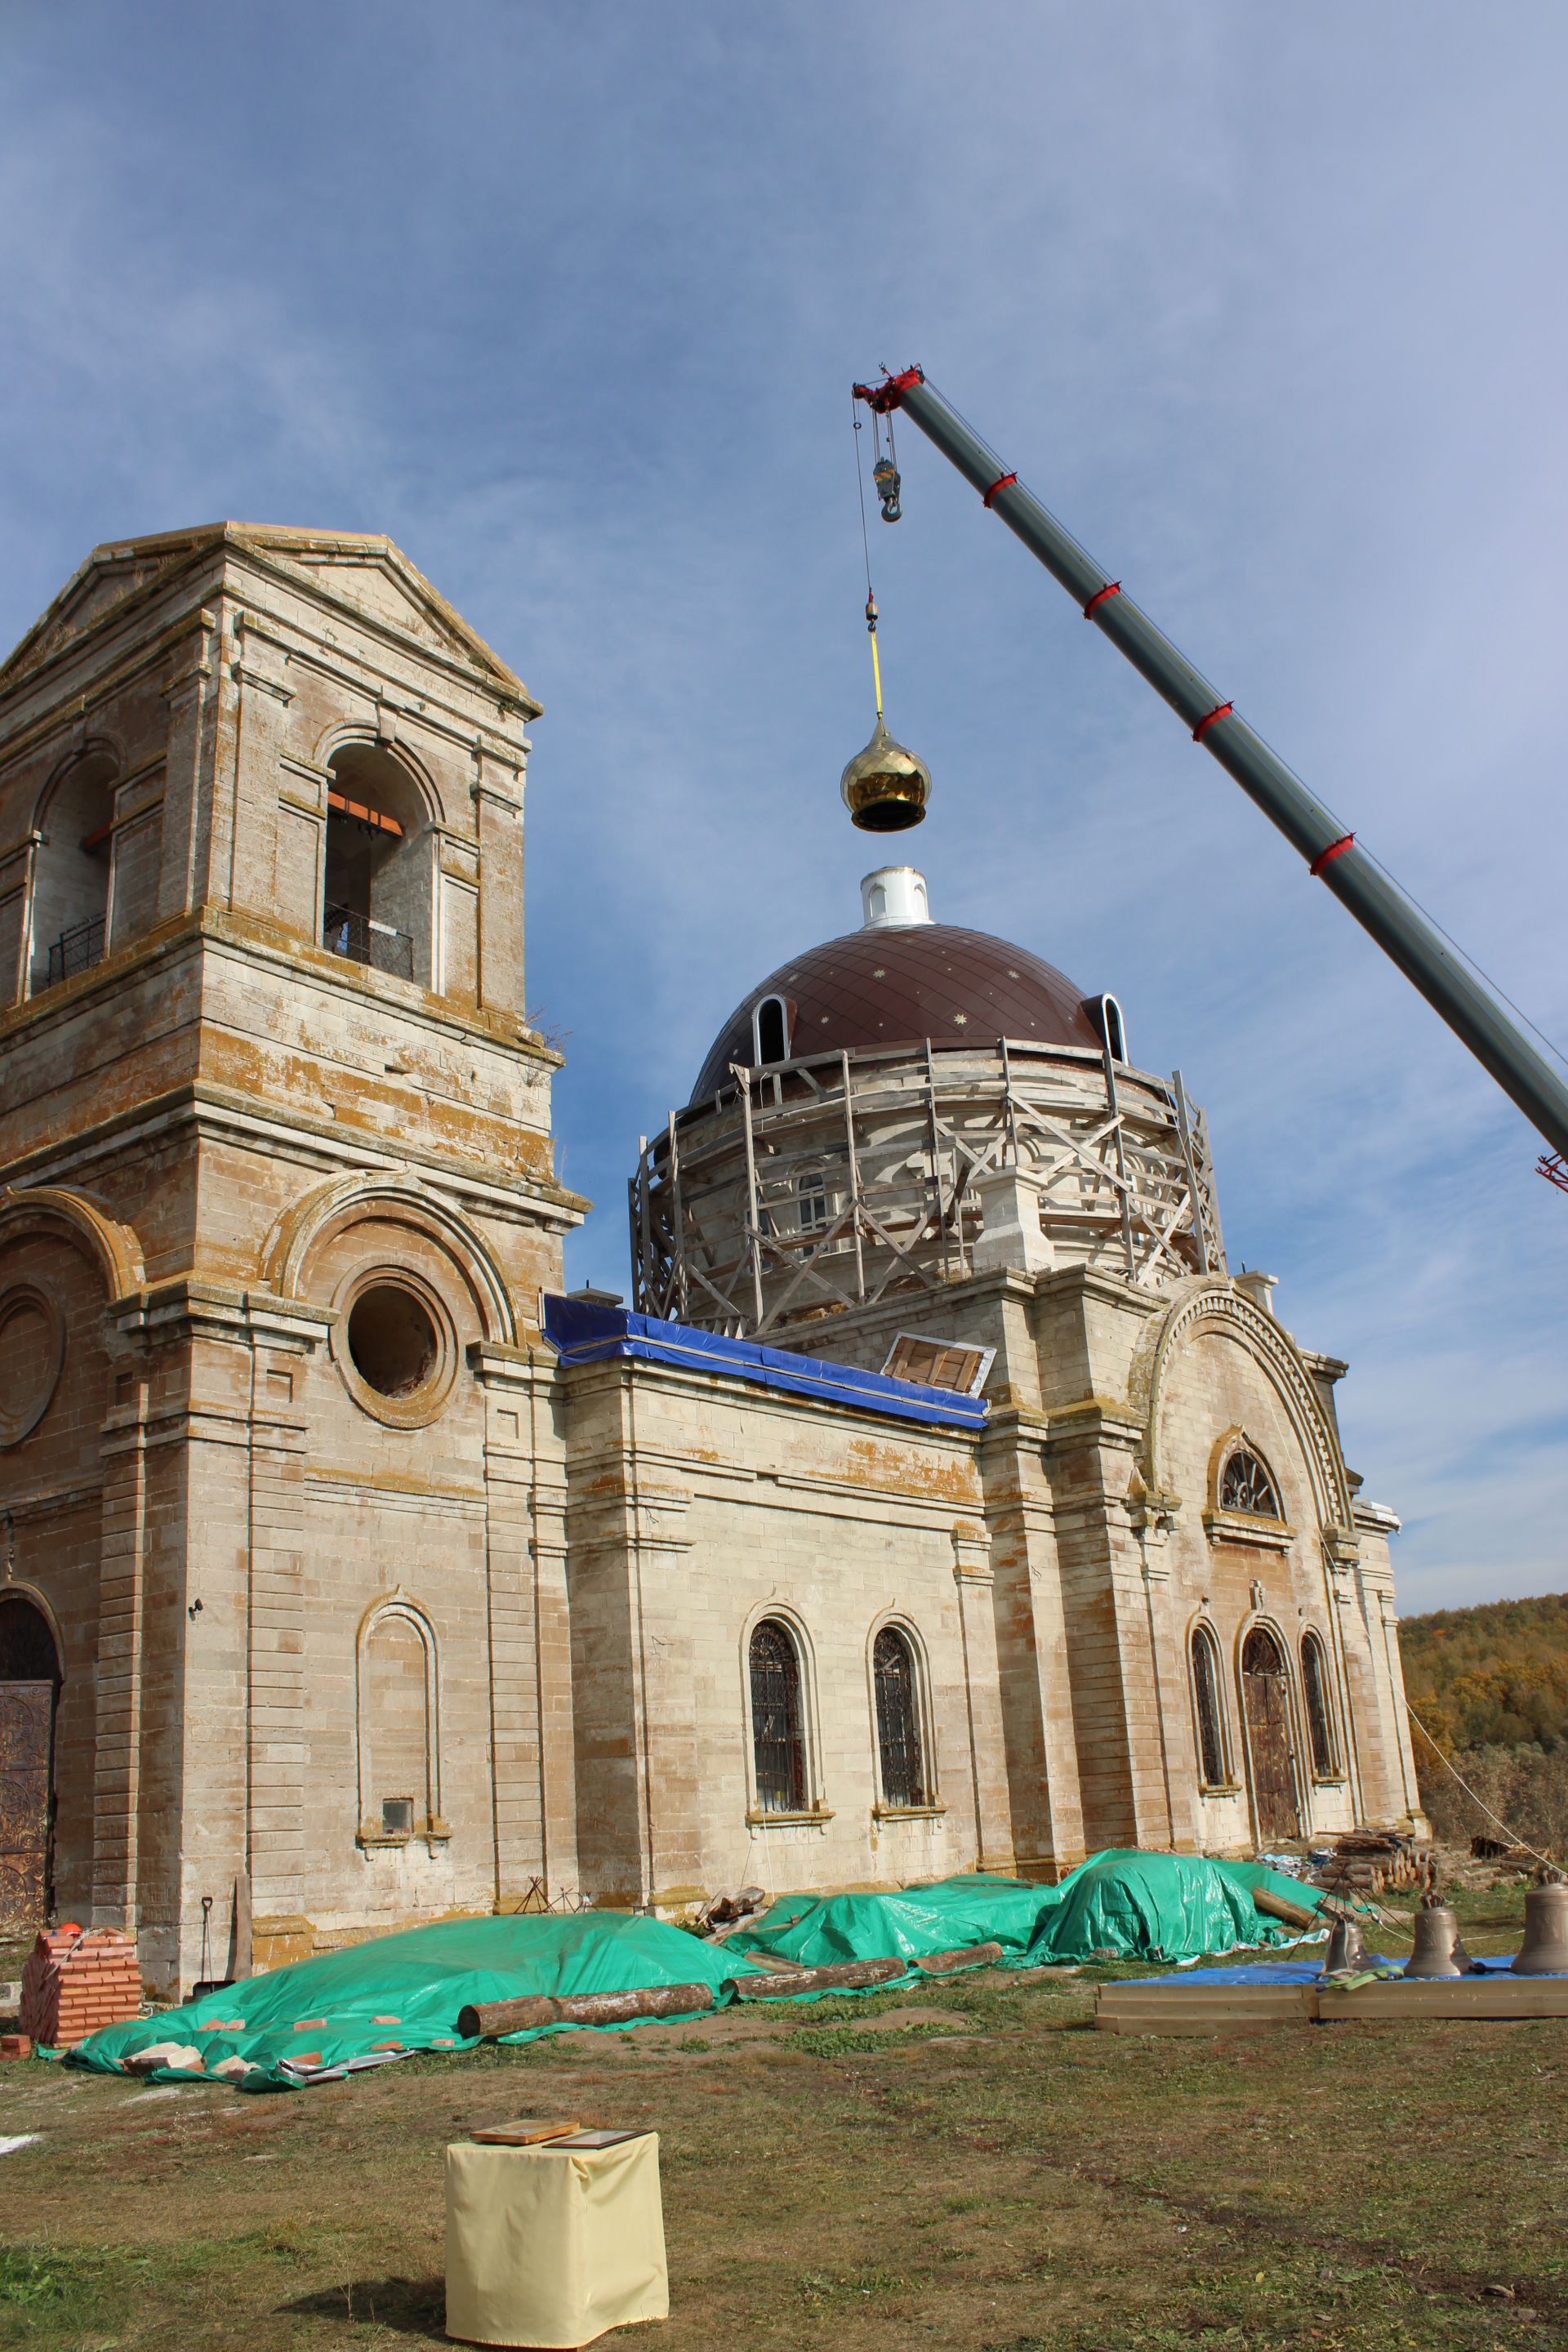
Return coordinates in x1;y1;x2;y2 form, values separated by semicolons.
839;716;931;832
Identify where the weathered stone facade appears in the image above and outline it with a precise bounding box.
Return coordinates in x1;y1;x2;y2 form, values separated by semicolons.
0;528;1423;1994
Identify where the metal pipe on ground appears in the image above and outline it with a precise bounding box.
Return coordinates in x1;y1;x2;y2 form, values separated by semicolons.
458;1982;716;2040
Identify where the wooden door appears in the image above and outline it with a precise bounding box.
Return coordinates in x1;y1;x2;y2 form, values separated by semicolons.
1241;1631;1299;1842
0;1681;53;1935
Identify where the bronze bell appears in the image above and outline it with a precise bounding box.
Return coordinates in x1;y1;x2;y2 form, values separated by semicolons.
1322;1909;1370;1974
840;718;932;833
1405;1896;1464;1980
1512;1874;1568;1976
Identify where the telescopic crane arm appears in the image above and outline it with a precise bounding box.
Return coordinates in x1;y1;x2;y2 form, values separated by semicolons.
853;364;1568;1165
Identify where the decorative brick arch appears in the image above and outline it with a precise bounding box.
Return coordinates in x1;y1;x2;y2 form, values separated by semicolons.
0;1185;145;1303
310;724;443;828
262;1173;514;1345
1127;1276;1352;1531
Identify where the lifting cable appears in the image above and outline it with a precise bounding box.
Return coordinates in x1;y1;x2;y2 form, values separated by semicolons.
1405;1699;1555;1868
850;397;886;720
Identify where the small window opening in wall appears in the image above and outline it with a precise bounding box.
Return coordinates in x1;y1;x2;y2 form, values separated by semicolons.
1191;1628;1227;1787
750;1620;805;1812
1301;1633;1338;1778
1219;1444;1282;1519
796;1170;828;1232
1098;993;1128;1062
348;1285;438;1397
752;996;790;1065
323;745;425;981
381;1795;415;1837
874;1627;926;1806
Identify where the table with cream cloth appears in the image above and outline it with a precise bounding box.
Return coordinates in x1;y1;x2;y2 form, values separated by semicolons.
445;2132;667;2348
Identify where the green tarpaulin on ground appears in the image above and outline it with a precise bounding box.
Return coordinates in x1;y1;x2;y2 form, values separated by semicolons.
66;1911;762;2093
65;1851;1323;2093
723;1851;1324;1972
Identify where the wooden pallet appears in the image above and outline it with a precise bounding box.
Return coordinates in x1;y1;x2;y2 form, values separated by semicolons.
1097;1974;1568;2035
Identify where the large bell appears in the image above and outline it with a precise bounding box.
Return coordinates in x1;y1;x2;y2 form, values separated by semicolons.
840;717;932;833
1512;1874;1568;1976
1405;1896;1465;1980
1322;1909;1370;1974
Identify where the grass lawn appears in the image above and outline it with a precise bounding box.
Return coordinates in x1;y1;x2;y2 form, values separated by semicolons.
0;1882;1561;2350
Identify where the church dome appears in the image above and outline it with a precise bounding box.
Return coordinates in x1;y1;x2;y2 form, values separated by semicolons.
689;866;1105;1103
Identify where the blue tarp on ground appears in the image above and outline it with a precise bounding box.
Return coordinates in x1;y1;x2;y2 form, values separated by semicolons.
541;1294;988;1431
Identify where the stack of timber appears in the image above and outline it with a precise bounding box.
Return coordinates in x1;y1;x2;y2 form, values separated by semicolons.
20;1927;140;2047
1098;1973;1568;2034
1312;1832;1425;1899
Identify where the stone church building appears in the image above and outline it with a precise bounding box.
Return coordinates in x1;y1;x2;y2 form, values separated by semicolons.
0;526;1423;1992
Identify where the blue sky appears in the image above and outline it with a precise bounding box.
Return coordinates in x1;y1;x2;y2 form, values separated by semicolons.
3;3;1566;1612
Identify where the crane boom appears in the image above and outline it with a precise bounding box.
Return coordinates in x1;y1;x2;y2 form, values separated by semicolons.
854;365;1568;1163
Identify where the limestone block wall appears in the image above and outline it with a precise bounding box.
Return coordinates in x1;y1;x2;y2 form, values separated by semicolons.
559;1356;1007;1908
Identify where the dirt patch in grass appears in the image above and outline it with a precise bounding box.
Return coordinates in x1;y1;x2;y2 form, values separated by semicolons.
0;1888;1561;2350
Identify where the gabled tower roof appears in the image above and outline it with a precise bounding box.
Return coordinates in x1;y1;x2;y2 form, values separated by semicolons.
0;523;537;715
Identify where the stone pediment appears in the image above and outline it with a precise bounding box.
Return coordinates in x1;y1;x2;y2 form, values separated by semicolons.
0;523;533;710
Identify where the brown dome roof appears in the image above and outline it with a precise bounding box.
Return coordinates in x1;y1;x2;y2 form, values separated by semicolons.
689;923;1103;1103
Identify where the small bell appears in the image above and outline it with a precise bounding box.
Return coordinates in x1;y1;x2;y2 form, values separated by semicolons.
1405;1895;1465;1980
1512;1873;1568;1976
840;716;932;833
1322;1909;1370;1974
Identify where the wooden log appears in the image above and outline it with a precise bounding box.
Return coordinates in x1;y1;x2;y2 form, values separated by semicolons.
725;1957;906;2001
912;1941;1004;1975
458;1981;715;2040
1252;1887;1320;1931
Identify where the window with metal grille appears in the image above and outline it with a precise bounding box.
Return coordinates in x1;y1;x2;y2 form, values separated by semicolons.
1218;1444;1281;1518
1191;1628;1227;1786
1300;1633;1338;1778
873;1627;925;1807
749;1621;805;1812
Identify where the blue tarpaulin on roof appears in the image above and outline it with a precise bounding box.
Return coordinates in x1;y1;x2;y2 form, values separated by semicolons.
541;1295;988;1431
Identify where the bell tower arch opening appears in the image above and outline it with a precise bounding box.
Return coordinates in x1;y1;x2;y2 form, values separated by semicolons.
31;751;117;992
323;743;432;984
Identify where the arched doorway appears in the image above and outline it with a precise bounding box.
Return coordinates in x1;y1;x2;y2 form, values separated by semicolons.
1241;1625;1299;1842
0;1597;60;1933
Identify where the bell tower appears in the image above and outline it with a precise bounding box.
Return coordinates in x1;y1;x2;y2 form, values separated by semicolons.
0;527;585;1989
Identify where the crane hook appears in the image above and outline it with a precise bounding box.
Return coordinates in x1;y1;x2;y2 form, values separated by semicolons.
872;455;901;523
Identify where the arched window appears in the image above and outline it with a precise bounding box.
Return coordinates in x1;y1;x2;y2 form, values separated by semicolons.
31;751;117;991
1219;1444;1281;1519
796;1169;828;1232
1300;1632;1339;1779
1190;1625;1227;1788
873;1627;926;1807
1098;992;1129;1063
358;1604;439;1841
749;1619;804;1813
323;745;430;983
752;996;790;1065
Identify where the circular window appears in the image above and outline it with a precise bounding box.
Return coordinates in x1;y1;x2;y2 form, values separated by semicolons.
0;1287;65;1449
331;1267;457;1427
347;1285;438;1396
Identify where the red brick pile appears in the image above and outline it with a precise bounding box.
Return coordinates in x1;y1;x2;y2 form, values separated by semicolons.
19;1924;141;2047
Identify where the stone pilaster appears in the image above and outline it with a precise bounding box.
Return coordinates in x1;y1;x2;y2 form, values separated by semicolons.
155;611;217;923
979;1415;1087;1876
92;1361;149;1928
949;1522;1015;1873
474;746;527;1017
227;617;295;920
